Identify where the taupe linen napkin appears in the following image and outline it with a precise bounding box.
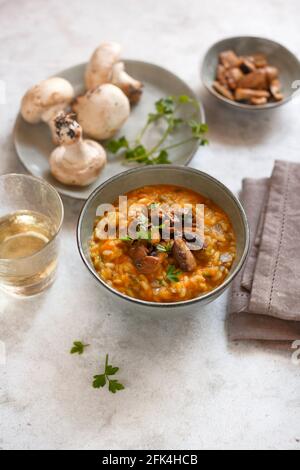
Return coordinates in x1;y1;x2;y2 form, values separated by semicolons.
249;161;300;321
228;161;300;341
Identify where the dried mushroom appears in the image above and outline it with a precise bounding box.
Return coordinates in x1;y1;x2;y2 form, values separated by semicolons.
213;49;283;105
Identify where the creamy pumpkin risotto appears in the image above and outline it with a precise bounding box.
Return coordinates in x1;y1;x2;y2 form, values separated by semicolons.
90;185;236;302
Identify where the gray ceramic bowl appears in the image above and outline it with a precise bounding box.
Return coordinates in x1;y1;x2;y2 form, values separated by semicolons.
77;166;249;313
202;36;300;110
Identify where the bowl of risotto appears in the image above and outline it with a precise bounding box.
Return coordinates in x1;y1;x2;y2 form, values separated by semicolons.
77;166;249;311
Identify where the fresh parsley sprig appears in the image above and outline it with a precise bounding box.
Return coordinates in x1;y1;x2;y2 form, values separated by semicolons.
157;242;173;253
93;354;125;394
166;265;182;283
70;341;90;355
106;95;208;166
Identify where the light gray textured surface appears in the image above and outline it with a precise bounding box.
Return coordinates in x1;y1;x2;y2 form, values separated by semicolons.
0;0;299;451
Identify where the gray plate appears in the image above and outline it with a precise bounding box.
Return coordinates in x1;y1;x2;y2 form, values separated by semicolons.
14;60;205;200
201;36;300;110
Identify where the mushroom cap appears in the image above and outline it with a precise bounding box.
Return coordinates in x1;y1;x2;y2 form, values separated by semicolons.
50;140;107;187
73;83;130;141
85;41;122;90
21;77;74;124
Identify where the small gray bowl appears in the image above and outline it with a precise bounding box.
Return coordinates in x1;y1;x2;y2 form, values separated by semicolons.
201;36;300;110
77;166;249;313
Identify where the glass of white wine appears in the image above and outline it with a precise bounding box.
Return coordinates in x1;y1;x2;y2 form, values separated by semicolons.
0;174;64;296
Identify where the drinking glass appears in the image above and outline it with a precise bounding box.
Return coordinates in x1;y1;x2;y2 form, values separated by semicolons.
0;174;64;296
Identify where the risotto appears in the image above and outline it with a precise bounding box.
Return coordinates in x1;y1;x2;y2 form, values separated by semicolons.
90;185;236;302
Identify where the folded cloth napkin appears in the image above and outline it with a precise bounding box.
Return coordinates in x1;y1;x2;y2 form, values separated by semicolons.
241;181;269;292
228;160;300;341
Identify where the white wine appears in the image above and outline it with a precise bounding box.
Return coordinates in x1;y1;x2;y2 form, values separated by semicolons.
0;210;55;259
0;210;59;296
0;173;63;297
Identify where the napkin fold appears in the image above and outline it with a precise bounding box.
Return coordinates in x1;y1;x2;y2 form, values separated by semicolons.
228;160;300;341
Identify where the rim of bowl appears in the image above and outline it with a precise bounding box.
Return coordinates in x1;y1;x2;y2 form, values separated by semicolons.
0;173;64;261
201;35;300;111
77;165;250;309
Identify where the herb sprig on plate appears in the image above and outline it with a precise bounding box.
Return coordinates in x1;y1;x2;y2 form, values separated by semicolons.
106;95;208;165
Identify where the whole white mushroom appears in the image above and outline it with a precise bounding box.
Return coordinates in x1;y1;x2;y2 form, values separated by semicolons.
20;77;75;143
85;42;143;104
50;113;107;187
72;83;130;141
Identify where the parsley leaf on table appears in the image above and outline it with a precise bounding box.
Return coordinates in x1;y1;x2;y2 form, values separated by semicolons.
93;374;106;388
70;341;90;355
93;354;125;394
109;380;125;394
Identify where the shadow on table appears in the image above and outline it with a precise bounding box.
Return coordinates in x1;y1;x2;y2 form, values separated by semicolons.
196;86;288;148
227;337;294;357
0;290;47;343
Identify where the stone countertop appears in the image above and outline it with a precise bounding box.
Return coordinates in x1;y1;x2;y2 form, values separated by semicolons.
0;0;299;450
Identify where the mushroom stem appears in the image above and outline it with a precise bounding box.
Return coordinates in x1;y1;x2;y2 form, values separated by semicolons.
42;106;70;144
111;62;143;104
85;41;122;90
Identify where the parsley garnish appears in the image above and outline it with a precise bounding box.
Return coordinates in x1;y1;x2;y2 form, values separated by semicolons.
106;136;129;153
136;229;151;240
120;235;132;241
166;265;182;282
106;95;208;166
157;242;173;253
70;341;90;355
93;354;125;394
